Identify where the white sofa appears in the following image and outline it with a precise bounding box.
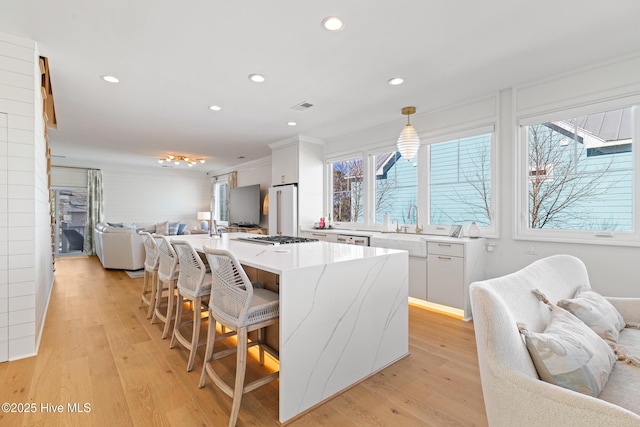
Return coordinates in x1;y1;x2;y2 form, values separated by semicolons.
94;223;146;270
469;254;640;426
94;221;205;270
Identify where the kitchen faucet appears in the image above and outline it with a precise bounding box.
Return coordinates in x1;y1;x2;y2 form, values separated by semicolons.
408;205;423;234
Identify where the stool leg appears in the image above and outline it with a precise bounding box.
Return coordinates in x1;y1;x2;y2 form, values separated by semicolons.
170;293;183;349
229;327;248;427
161;281;176;339
187;296;202;372
139;269;149;308
199;310;217;388
146;271;157;319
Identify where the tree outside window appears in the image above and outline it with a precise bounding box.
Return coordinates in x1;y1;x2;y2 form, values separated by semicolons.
525;107;633;231
331;158;363;222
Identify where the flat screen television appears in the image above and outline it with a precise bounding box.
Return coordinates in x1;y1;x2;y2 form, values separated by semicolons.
228;184;261;227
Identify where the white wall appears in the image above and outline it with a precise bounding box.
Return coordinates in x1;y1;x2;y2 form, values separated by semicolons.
324;55;640;298
0;32;54;361
100;165;211;229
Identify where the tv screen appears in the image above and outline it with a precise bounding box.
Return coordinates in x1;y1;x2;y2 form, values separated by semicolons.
228;184;261;227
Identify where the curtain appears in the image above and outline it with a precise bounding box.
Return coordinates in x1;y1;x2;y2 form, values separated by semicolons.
84;169;104;255
229;170;238;189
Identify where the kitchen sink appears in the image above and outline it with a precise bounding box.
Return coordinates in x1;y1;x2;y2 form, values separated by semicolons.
370;234;428;257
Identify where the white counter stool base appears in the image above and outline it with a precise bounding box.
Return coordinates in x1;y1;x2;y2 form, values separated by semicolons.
199;247;280;427
139;231;159;319
152;235;180;339
170;240;212;371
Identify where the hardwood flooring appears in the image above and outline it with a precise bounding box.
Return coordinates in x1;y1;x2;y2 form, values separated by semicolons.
0;256;487;426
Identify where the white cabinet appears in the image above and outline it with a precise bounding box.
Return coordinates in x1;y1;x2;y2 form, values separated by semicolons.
426;239;485;320
428;245;464;309
298;230;338;243
269;137;324;234
271;143;298;185
409;256;427;300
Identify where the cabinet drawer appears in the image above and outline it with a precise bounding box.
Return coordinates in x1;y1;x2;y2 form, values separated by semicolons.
428;241;464;257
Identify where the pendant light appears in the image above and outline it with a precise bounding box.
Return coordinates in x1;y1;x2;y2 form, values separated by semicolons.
397;106;420;161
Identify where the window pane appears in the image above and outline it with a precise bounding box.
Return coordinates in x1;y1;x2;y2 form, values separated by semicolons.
430;133;492;226
525;107;633;231
331;158;364;223
373;151;418;223
217;182;229;222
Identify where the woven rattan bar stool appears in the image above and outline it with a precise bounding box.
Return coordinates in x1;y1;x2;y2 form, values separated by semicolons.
152;235;180;339
170;239;212;371
199;247;280;427
138;231;159;319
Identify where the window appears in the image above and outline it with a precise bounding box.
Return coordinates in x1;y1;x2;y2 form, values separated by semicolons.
214;178;229;225
518;105;637;242
372;151;418;224
330;156;364;223
427;130;494;229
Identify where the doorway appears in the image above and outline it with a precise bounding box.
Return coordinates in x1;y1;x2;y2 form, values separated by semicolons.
53;188;87;256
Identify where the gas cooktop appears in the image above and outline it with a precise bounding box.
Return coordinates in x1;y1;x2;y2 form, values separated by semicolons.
235;235;319;245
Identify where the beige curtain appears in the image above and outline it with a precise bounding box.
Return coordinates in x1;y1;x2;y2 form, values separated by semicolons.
83;169;104;255
229;171;237;189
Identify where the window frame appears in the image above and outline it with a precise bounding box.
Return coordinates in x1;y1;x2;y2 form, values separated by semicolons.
213;175;229;227
326;152;367;225
515;99;640;246
422;124;498;237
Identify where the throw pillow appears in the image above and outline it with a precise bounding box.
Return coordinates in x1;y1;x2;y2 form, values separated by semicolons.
558;288;626;345
155;221;169;235
518;305;616;397
177;223;187;235
107;222;123;227
168;221;180;236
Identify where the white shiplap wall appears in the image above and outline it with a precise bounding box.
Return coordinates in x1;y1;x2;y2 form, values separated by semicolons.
0;32;53;361
100;165;212;228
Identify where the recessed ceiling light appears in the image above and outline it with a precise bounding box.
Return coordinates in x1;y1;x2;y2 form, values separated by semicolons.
321;16;344;32
248;74;265;83
100;75;119;83
387;77;404;86
287;122;297;126
208;105;221;111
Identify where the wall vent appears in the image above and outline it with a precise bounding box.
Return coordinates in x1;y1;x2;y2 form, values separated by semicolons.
291;101;314;111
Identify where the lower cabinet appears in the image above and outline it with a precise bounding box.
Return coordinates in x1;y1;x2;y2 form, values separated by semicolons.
427;252;464;309
298;230;338;243
426;239;486;319
409;256;427;300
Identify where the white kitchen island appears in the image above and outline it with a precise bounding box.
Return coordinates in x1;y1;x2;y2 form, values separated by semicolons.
174;234;409;423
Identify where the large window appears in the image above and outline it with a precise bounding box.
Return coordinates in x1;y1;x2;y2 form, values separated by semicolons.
372;151;418;224
428;130;494;229
330;156;364;223
518;104;637;243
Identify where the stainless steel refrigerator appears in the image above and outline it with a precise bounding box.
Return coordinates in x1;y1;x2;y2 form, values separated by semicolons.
268;184;297;236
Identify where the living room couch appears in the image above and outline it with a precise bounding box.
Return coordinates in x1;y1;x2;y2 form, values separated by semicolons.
469;254;640;426
94;221;203;270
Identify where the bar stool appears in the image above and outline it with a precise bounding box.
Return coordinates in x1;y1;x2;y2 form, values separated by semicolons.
171;240;212;371
152;235;180;339
139;231;159;319
199;247;280;427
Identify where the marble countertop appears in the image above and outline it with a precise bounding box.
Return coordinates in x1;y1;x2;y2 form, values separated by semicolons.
171;233;404;275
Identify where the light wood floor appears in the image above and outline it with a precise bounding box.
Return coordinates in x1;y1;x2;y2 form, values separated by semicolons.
0;256;487;426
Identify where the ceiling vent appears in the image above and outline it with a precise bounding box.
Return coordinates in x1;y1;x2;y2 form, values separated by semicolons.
290;101;314;111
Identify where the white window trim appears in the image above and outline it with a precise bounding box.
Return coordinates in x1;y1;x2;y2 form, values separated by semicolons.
422;124;498;238
514;101;640;246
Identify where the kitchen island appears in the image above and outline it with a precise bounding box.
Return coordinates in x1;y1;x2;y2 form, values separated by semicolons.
174;234;409;423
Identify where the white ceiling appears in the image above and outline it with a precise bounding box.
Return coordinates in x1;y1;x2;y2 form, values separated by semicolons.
3;1;640;171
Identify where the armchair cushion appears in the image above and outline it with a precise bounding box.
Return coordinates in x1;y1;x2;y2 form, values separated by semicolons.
518;305;615;397
559;288;626;345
